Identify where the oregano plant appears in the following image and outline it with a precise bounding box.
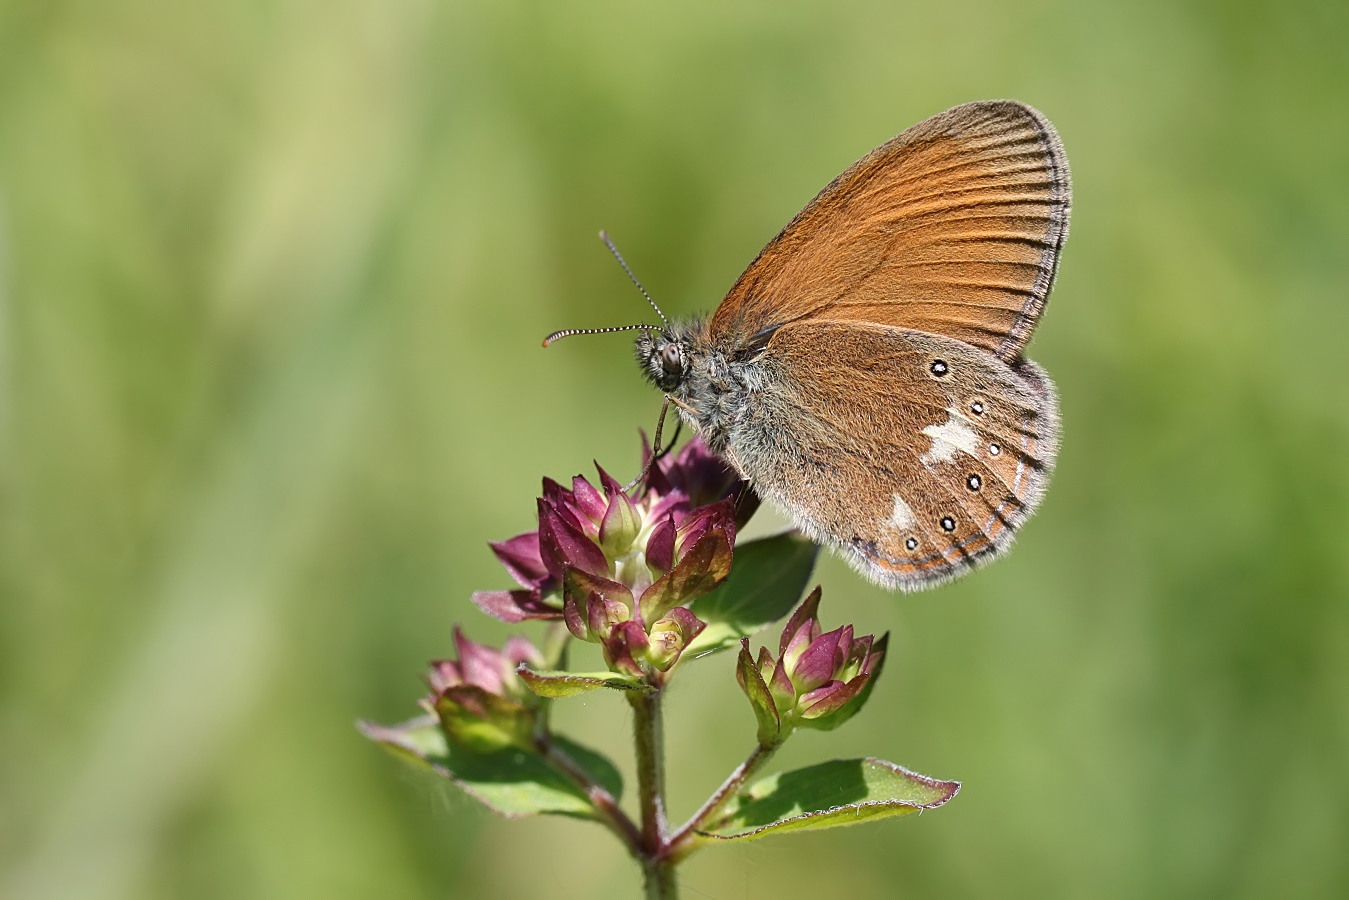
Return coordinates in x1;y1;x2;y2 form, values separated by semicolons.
360;437;958;897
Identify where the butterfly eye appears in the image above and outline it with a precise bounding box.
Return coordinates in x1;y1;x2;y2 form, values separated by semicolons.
661;343;683;375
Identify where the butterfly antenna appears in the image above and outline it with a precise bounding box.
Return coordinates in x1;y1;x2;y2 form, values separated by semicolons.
542;323;651;347
541;230;669;347
600;230;669;327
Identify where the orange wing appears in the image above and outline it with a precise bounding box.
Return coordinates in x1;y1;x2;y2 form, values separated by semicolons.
708;100;1070;363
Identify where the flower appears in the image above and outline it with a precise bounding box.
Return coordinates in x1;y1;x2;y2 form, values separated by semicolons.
472;437;749;675
736;588;888;746
642;435;760;527
423;628;545;752
469;531;559;623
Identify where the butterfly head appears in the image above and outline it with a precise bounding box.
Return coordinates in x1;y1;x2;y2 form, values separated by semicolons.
635;324;695;393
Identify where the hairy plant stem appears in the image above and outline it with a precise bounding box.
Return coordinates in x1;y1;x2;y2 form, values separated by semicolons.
535;732;642;854
629;687;675;899
665;740;780;862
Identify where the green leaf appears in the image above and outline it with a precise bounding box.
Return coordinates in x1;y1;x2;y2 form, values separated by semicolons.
686;532;819;656
518;666;652;697
358;716;623;819
701;757;958;841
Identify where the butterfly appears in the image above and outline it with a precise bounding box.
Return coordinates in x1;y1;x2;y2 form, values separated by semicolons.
553;100;1069;591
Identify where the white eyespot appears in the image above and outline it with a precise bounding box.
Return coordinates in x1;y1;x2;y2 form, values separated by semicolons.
989;442;1001;456
940;516;956;532
967;474;981;491
971;400;985;415
905;537;918;551
930;360;949;377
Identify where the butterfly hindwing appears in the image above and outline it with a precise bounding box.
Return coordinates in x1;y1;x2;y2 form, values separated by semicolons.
730;321;1059;589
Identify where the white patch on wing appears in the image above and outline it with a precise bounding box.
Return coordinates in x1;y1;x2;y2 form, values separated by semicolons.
920;411;981;466
887;494;915;531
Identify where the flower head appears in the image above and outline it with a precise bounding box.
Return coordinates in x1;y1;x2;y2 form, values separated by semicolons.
473;437;749;675
642;435;760;526
423;628;546;751
737;588;888;746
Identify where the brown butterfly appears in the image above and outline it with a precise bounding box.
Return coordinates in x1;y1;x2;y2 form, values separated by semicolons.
551;100;1069;591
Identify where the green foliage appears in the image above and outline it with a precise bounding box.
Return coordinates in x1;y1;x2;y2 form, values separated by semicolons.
519;667;653;697
703;758;958;841
359;718;623;819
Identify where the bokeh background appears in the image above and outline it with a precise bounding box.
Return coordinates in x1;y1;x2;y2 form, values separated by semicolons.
2;0;1346;897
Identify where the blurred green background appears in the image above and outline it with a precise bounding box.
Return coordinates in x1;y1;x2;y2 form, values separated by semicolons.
2;0;1346;897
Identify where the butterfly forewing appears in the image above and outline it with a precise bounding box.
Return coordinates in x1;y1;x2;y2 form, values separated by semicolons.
709;100;1069;363
735;322;1059;589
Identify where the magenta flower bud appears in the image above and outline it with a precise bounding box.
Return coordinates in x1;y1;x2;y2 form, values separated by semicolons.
470;531;562;624
562;568;635;642
488;533;549;588
538;496;611;581
423;629;546;752
643;434;760;526
645;513;677;576
602;620;650;677
737;588;888;745
778;587;823;671
596;466;641;557
789;625;852;695
474;436;749;679
567;474;607;523
637;499;735;626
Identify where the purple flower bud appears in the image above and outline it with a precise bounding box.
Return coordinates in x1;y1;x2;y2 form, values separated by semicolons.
779;587;823;669
798;674;868;720
470;588;559;624
489;533;550;588
767;649;797;713
638;524;733;625
562;568;634;642
790;625;851;694
644;435;755;520
645;513;677;576
470;530;563;623
569;474;608;523
737;588;888;743
475;436;746;680
423;629;545;751
602;620;649;677
597;467;642;557
538;496;611;581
